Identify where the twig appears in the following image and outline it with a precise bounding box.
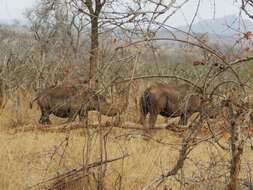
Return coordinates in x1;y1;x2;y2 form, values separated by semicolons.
27;154;129;190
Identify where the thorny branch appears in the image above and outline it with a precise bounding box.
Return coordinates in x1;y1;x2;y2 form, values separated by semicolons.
141;119;202;190
28;154;129;189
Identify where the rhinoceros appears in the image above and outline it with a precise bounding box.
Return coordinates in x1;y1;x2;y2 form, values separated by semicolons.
139;82;216;128
30;85;113;124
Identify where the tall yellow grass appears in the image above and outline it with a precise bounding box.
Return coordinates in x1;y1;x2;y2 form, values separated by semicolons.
0;93;252;190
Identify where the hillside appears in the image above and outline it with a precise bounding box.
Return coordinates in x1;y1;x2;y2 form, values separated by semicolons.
178;15;253;36
156;15;253;48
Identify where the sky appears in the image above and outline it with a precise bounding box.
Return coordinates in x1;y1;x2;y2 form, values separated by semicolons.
167;0;243;26
0;0;37;21
0;0;246;26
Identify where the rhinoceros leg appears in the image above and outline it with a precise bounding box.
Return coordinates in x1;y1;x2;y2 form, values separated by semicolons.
179;112;188;126
66;109;79;123
79;109;88;126
113;113;122;126
39;109;51;124
148;113;158;128
138;110;147;126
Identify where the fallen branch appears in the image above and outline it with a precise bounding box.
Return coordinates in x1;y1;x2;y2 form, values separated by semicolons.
13;122;187;134
28;154;129;190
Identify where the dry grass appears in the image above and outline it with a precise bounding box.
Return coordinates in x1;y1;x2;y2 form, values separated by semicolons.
0;94;253;190
0;127;180;189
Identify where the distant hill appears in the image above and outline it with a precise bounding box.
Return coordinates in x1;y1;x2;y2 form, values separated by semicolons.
156;15;253;48
0;18;28;27
178;15;253;36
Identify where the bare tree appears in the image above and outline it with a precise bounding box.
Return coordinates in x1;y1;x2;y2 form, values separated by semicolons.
8;1;253;190
241;0;253;19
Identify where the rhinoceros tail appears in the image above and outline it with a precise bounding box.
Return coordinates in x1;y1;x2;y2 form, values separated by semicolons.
140;89;152;115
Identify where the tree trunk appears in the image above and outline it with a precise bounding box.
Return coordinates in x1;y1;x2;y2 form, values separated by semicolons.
89;17;99;88
227;121;244;190
226;103;244;190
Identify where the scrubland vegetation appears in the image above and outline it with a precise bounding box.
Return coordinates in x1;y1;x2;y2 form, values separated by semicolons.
0;0;253;190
